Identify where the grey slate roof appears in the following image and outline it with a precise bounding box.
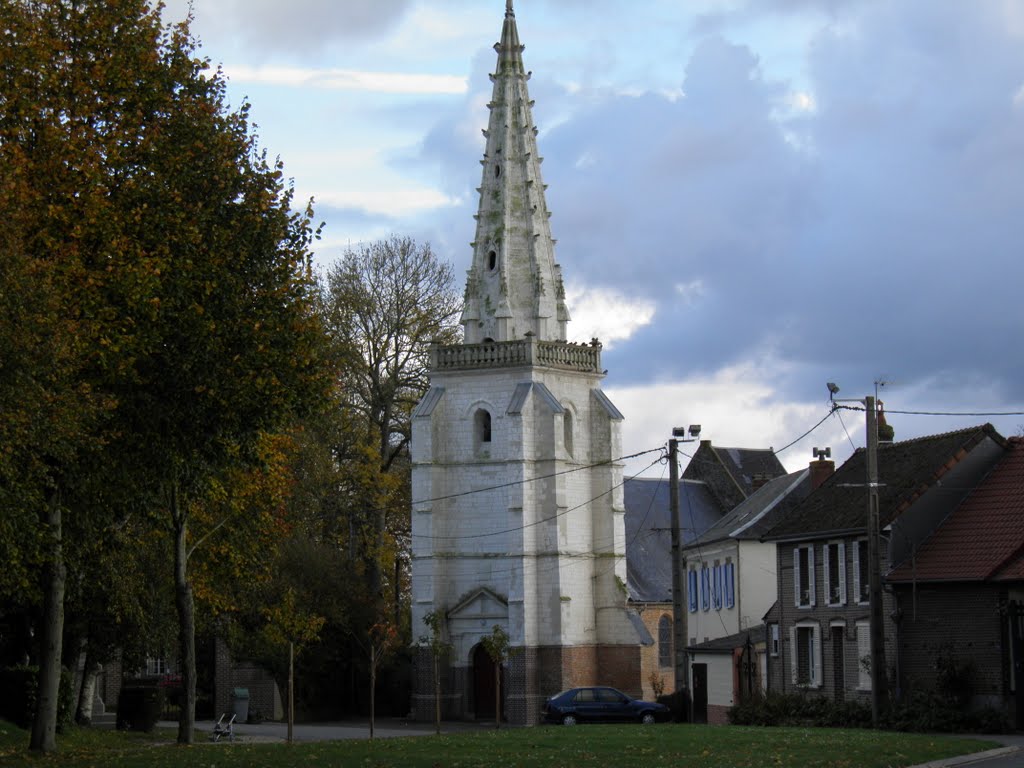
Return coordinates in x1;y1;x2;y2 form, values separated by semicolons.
686;469;812;549
687;625;765;653
764;424;1004;540
624;477;725;603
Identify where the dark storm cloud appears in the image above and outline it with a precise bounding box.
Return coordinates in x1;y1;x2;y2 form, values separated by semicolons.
411;2;1024;412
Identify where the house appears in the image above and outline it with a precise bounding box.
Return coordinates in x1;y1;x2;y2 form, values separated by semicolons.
623;477;725;701
681;457;826;723
683;440;787;512
887;436;1024;726
762;424;1008;702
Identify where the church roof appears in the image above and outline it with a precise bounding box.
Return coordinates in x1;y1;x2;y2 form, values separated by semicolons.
459;0;570;344
624;478;726;603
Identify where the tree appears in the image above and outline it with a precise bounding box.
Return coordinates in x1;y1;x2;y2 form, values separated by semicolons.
480;625;512;729
0;0;331;747
364;620;399;740
322;236;461;609
420;611;451;735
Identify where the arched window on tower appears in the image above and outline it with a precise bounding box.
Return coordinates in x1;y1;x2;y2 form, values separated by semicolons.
475;409;492;445
563;410;574;457
658;614;672;668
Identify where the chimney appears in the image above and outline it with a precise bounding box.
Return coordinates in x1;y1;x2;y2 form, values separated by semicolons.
751;473;773;492
877;401;895;443
810;447;835;490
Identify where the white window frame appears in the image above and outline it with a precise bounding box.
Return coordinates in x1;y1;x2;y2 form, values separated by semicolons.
852;538;870;605
793;544;816;608
856;620;872;690
823;540;847;607
789;621;823;688
769;623;780;657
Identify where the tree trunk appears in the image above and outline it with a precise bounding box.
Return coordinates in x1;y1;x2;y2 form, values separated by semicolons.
369;660;376;740
172;484;196;744
30;490;65;753
494;663;501;729
433;652;441;735
76;654;100;726
287;641;294;744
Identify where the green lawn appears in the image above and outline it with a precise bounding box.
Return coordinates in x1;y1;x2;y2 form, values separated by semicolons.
0;720;997;767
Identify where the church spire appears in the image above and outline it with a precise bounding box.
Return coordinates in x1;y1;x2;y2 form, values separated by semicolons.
460;1;570;344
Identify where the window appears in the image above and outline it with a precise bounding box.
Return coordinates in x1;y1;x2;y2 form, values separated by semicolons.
700;566;711;612
713;562;723;610
475;409;492;443
769;624;780;657
793;545;816;608
563;411;574;457
724;561;735;609
824;541;847;606
688;569;698;613
852;539;869;604
658;615;672;668
488;250;497;270
495;164;501;178
856;621;871;690
146;658;171;676
790;622;822;687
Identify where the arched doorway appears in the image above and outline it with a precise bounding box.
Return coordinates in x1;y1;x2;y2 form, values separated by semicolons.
472;644;497;719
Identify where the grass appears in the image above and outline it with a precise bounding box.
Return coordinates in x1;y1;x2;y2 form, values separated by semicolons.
0;719;998;767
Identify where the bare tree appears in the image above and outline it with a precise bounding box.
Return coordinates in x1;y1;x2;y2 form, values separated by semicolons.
322;236;461;601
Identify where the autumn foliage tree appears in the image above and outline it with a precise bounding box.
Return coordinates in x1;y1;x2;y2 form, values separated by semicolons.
0;0;329;748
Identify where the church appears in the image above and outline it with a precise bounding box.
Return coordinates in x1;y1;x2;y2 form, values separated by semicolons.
409;1;646;726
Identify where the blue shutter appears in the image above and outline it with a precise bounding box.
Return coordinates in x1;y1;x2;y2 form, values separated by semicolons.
701;567;710;611
713;565;723;610
725;563;735;608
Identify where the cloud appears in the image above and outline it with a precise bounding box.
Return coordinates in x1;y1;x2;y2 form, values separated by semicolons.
564;285;656;349
224;65;467;95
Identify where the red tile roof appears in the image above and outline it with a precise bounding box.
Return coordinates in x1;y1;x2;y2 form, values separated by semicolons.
888;437;1024;583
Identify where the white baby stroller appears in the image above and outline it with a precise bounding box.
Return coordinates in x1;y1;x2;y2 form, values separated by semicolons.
210;713;236;742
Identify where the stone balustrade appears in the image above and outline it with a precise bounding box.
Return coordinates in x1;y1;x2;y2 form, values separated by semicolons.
431;338;602;373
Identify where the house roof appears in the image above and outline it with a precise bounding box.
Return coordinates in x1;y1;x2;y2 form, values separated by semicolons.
624;477;724;603
687;625;765;653
686;468;811;549
888;437;1024;583
764;424;1003;541
683;442;787;499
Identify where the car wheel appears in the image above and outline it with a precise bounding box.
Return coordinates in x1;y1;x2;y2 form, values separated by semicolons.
640;712;657;725
562;714;577;726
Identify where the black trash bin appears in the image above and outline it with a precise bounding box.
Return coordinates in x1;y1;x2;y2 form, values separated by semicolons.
231;688;250;723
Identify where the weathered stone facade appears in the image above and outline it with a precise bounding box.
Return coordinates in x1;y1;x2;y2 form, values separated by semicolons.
409;2;641;726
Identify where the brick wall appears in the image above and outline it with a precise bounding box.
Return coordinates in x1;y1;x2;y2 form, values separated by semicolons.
894;582;1007;709
637;605;674;700
707;704;730;725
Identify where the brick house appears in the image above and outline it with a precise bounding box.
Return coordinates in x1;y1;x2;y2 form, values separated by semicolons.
762;424;1008;702
887;436;1024;725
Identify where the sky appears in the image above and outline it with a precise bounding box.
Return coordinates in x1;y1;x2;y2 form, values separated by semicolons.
162;0;1024;477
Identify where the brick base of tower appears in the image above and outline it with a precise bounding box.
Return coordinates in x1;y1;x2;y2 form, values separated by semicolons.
411;643;642;726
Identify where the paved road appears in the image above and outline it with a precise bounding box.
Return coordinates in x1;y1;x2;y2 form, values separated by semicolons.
910;735;1024;768
163;718;494;743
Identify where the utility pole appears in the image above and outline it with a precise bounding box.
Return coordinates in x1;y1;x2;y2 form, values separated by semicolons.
669;437;687;718
865;395;888;726
669;425;700;722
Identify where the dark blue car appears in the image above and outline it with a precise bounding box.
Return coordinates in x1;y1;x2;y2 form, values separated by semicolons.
541;686;670;725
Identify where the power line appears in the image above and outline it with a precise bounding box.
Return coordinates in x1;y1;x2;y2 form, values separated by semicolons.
772;410;835;457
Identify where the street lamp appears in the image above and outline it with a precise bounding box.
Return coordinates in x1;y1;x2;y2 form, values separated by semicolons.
669;424;701;721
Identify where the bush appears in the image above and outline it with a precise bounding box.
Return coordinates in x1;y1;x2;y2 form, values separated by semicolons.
657;689;691;722
728;692;871;728
0;665;74;732
117;681;166;732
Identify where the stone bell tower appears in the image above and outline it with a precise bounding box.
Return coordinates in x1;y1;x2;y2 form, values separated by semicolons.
410;0;642;726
